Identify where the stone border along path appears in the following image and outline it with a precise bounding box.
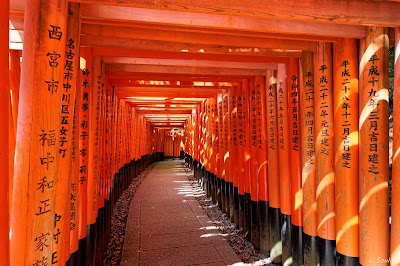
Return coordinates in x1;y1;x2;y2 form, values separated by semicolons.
180;162;273;266
102;163;157;266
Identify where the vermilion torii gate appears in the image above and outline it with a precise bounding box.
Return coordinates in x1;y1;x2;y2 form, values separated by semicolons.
2;0;400;265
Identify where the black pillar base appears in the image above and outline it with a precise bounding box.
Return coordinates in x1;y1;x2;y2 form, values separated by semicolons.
250;199;260;249
259;200;270;256
269;207;282;264
85;224;96;266
69;250;79;266
303;233;318;266
282;214;292;266
223;180;231;217
77;237;86;265
220;179;226;213
244;193;251;241
216;177;222;209
317;236;336;266
292;224;304;265
238;193;245;232
336;251;360;266
229;183;236;224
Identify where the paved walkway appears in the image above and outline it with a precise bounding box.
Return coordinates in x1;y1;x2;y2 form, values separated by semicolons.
121;159;241;266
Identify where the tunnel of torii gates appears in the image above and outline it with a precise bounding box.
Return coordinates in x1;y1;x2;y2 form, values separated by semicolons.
2;0;400;266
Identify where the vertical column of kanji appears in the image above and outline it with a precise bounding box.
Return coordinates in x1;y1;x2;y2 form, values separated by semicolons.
77;48;91;265
222;90;231;216
392;28;400;266
314;42;336;265
242;79;252;241
97;68;107;265
249;77;260;248
109;93;117;193
114;99;120;173
86;56;103;264
193;106;199;171
359;27;390;265
203;99;210;194
0;0;9;264
10;0;68;265
69;67;81;264
277;63;292;264
193;108;198;167
200;101;206;180
255;75;269;255
218;93;225;210
210;97;217;202
333;38;360;265
229;87;239;225
236;84;246;231
300;51;317;266
56;3;81;263
288;58;303;265
266;70;281;262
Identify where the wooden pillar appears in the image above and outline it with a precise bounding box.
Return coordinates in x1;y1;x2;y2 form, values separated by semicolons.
218;93;226;211
236;84;246;231
8;50;20;215
10;0;68;264
255;75;270;255
392;27;400;266
54;3;81;264
222;90;232;216
78;47;91;265
250;78;260;248
0;0;9;265
70;67;82;264
242;79;252;240
333;38;359;264
314;42;336;265
266;70;281;262
277;63;292;264
288;58;303;265
359;26;390;265
300;51;318;266
215;93;222;207
230;86;240;226
9;50;20;132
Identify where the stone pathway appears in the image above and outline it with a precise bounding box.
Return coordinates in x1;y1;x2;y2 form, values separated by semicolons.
121;160;241;266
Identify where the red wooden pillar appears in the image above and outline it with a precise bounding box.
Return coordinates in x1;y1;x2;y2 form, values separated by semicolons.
10;0;68;264
55;3;81;263
314;42;336;264
78;47;91;264
359;27;390;265
8;50;20;215
0;0;9;265
217;93;225;210
288;58;303;265
392;27;400;266
266;70;281;263
249;77;260;248
222;90;232;216
230;86;240;226
242;79;252;240
300;51;317;265
277;63;292;264
333;38;359;264
70;66;82;260
255;75;269;254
